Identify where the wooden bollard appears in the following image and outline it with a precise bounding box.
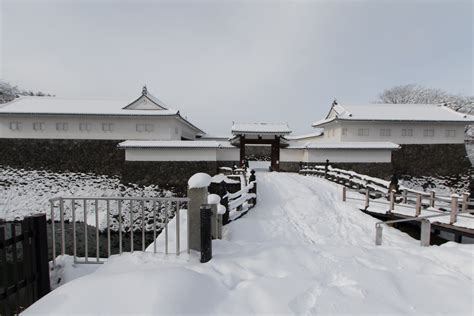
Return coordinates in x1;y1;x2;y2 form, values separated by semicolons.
461;192;469;214
389;190;395;212
450;194;459;224
429;191;436;208
342;186;347;202
365;189;370;209
415;194;421;217
420;219;431;247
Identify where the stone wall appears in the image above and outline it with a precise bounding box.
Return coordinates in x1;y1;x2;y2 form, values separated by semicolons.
0;138;124;175
392;144;471;176
122;161;223;193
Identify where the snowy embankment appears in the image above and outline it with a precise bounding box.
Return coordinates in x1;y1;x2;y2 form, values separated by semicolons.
25;172;473;315
0;166;171;229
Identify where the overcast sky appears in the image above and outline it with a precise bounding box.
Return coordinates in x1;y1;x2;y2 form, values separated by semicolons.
1;0;472;134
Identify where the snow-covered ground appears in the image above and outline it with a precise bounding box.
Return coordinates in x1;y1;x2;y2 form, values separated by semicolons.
24;172;473;315
0;166;171;228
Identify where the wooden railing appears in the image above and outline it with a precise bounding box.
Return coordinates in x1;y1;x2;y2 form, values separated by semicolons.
218;170;257;223
299;165;471;209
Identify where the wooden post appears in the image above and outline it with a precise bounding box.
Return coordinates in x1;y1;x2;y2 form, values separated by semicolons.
461;192;469;214
415;194;422;217
420;219;431;247
28;214;51;299
218;181;229;225
239;135;246;167
375;225;383;246
389;190;395;212
249;169;257;205
429;191;435;208
342;186;347;202
365;189;370;209
450;194;459;224
402;189;408;204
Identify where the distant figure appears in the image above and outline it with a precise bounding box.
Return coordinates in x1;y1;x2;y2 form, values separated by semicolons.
324;159;330;178
388;173;399;194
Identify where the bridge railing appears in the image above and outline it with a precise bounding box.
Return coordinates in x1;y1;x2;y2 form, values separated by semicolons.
49;196;190;267
301;165;473;209
375;209;474;247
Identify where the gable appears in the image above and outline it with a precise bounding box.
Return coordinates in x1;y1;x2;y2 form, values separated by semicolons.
123;95;167;110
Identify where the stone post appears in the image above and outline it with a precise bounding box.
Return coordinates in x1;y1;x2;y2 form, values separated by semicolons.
249;169;257;205
187;173;211;252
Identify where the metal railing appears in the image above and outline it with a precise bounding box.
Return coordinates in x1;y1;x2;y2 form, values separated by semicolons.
49;196;190;267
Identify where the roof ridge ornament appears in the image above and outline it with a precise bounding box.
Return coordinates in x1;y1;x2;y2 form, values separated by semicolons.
332;99;338;106
142;85;147;96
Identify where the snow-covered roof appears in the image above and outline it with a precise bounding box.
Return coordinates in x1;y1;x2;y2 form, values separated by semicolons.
289;142;400;150
118;140;236;149
0;88;205;134
312;103;474;127
286;130;323;140
231;122;292;135
0;96;179;116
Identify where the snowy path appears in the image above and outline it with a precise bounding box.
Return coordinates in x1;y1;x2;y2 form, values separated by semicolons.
25;172;473;315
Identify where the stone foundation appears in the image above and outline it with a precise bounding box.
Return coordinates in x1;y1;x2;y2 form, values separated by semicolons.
392;144;471;176
0;138;124;175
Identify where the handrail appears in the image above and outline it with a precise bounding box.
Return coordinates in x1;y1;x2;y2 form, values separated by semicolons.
226;181;255;200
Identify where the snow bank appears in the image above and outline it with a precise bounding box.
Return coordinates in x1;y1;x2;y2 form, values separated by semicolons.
188;173;212;189
24;172;474;315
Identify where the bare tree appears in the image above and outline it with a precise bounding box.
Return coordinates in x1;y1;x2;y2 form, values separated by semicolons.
376;84;473;136
0;80;53;104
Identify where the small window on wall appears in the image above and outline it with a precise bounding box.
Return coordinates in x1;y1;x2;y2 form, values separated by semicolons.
402;129;413;137
342;128;347;136
423;129;434;137
33;122;45;131
9;122;21;130
137;124;154;132
380;129;391;137
357;128;369;136
56;122;68;131
79;123;91;131
102;123;114;132
445;130;456;137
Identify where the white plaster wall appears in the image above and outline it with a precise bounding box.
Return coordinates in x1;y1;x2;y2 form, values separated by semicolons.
217;148;239;161
280;149;304;162
332;121;466;144
0;115;188;140
305;148;392;163
125;148;217;161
